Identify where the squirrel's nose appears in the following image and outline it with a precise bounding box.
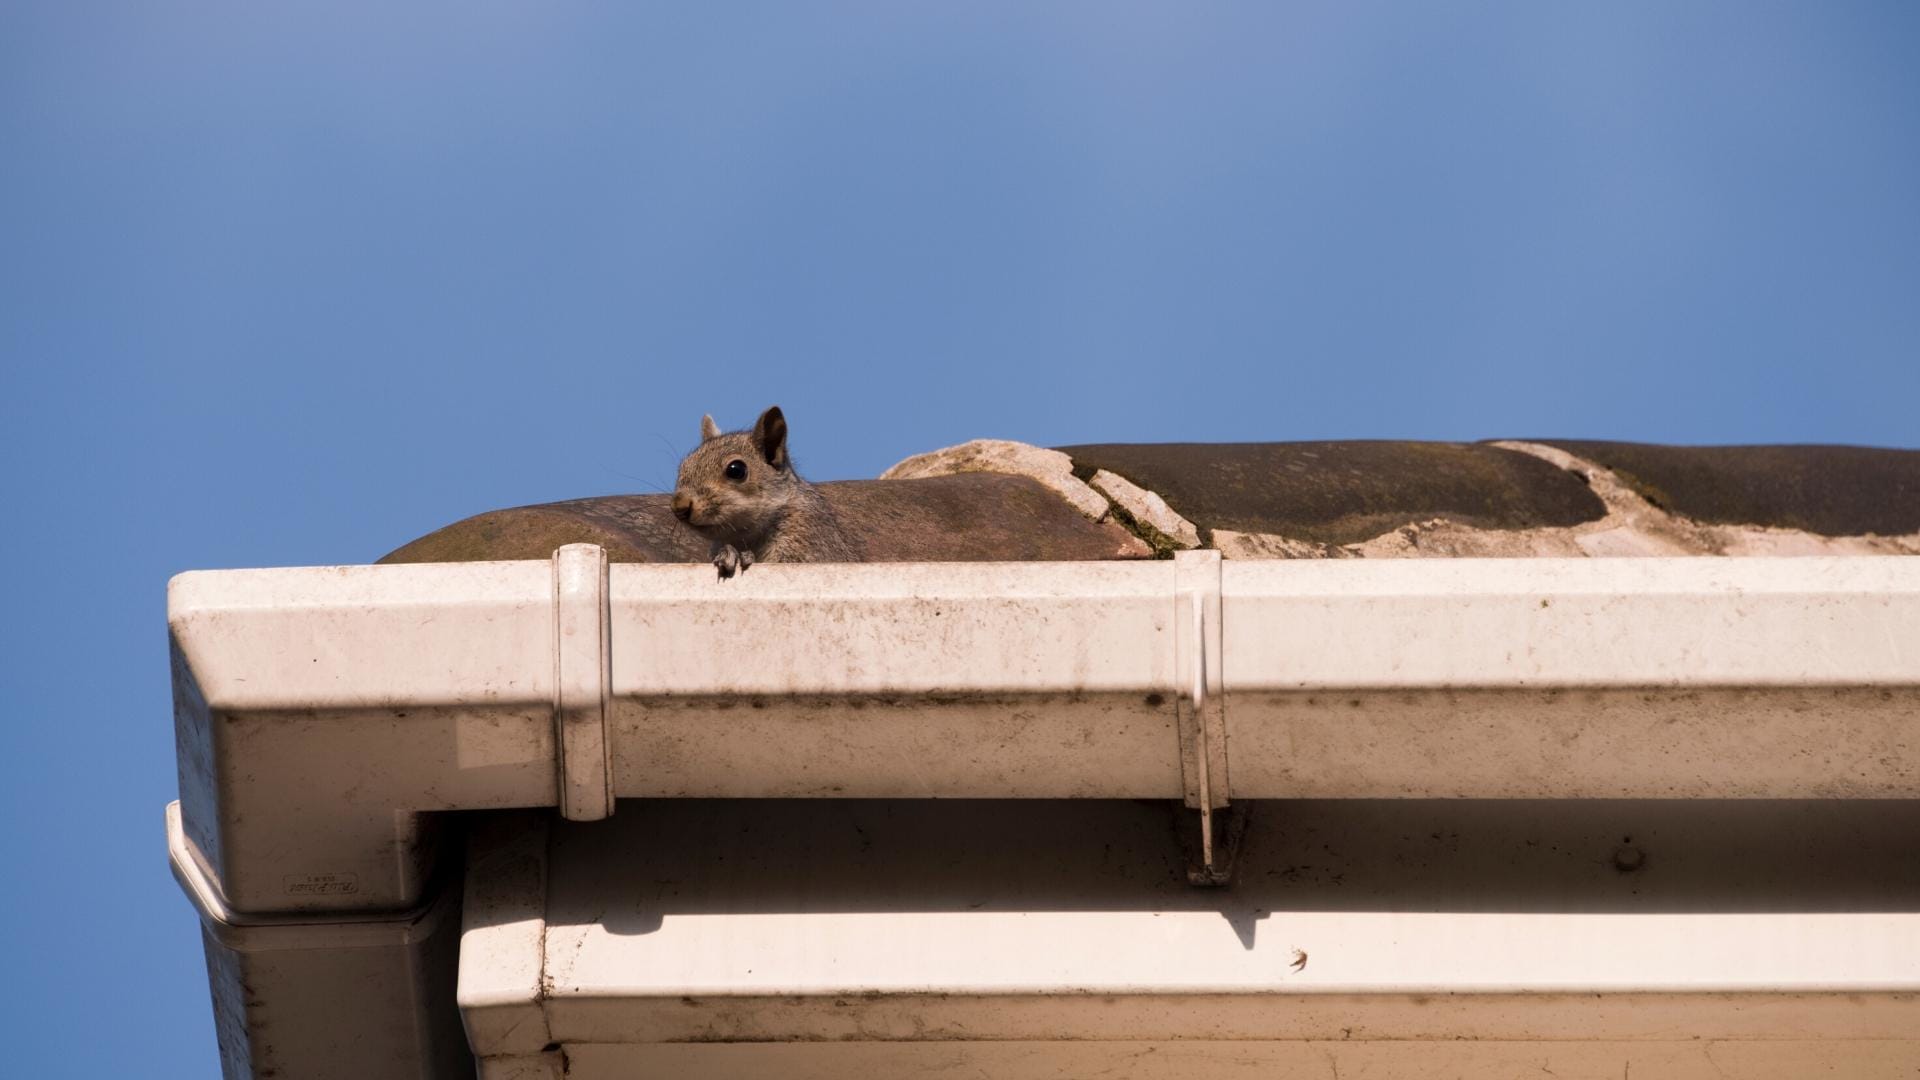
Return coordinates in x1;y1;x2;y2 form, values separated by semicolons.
670;493;693;522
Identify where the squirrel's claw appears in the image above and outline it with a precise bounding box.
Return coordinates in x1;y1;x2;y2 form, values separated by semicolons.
713;545;741;579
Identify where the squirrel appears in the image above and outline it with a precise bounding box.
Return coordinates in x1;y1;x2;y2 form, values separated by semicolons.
670;405;860;578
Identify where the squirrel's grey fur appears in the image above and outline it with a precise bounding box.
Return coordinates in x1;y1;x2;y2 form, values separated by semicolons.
671;405;860;578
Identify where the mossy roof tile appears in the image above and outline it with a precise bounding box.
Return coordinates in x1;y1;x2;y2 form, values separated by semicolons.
1059;441;1608;546
1537;441;1920;537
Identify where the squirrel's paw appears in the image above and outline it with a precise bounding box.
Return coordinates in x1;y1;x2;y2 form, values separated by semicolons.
713;544;748;579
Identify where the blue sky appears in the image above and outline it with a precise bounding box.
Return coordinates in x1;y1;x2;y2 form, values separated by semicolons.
2;3;1916;1074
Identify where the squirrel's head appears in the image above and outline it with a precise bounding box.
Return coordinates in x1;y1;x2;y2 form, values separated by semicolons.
671;405;805;545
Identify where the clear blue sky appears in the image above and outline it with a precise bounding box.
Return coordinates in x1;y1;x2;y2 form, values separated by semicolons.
3;3;1916;1074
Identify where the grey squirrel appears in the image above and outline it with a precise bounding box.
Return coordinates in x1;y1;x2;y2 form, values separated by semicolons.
671;405;860;578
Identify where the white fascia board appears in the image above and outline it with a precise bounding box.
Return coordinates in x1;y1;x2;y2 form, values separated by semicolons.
558;1038;1920;1080
466;798;1920;1057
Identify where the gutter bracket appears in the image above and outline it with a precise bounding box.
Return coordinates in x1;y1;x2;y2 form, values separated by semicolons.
553;544;614;822
1175;549;1235;886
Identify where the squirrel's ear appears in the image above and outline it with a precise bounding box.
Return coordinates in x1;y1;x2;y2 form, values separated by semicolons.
752;406;789;469
700;414;720;442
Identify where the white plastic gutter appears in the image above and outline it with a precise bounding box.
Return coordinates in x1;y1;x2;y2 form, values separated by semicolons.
166;549;1920;1077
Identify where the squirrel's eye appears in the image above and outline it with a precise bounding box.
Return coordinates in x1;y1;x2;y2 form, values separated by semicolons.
724;459;748;481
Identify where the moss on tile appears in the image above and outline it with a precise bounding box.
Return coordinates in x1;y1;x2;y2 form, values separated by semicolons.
1060;441;1608;546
